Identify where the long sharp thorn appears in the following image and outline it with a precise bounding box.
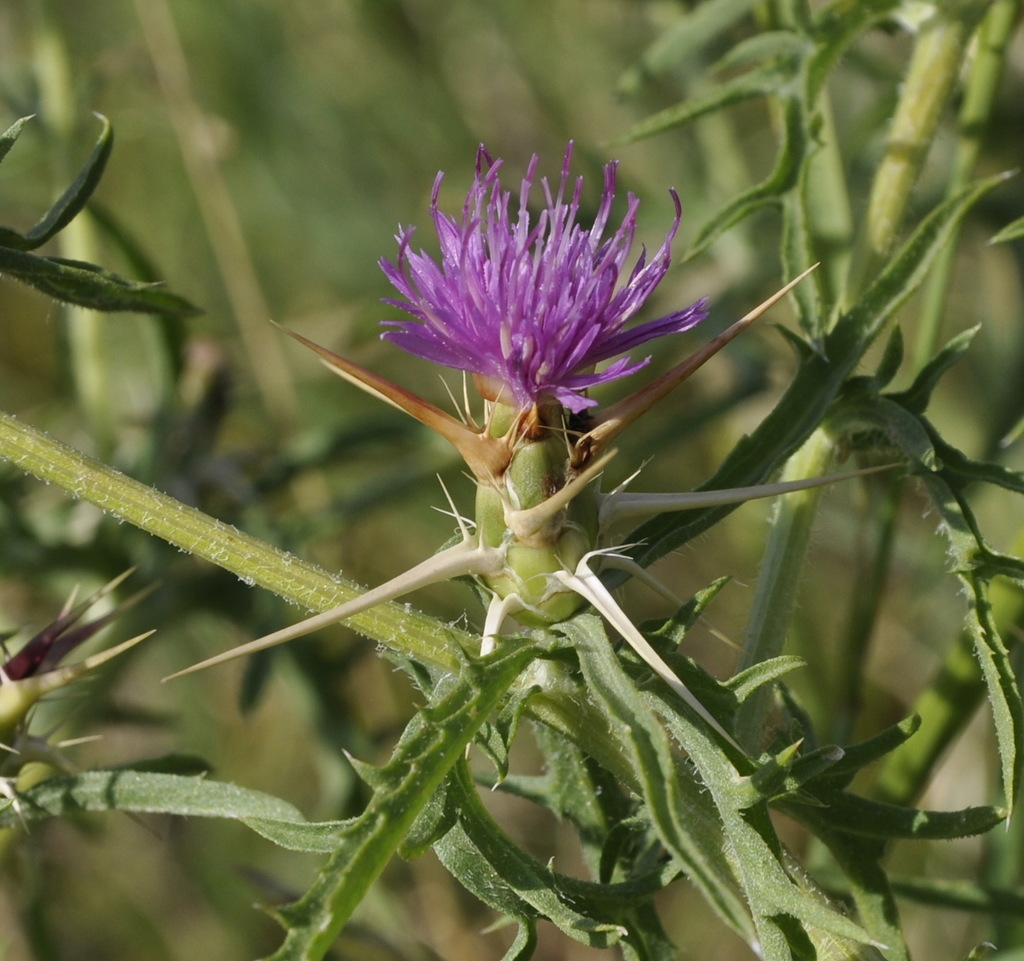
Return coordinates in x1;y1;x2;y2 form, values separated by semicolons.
556;557;741;750
273;322;509;481
164;540;505;680
600;463;894;528
507;449;617;541
582;265;819;454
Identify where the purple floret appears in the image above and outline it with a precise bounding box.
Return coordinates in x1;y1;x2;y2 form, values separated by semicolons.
379;143;708;413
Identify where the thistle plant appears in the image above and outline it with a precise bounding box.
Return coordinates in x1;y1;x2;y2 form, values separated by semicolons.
0;4;1023;961
172;144;878;750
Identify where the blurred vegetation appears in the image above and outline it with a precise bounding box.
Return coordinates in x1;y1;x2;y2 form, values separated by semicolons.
0;1;1022;960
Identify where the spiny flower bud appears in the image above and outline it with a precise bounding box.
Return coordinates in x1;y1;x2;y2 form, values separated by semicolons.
0;571;151;749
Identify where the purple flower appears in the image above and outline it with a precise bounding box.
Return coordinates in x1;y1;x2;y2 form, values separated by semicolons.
379;143;708;414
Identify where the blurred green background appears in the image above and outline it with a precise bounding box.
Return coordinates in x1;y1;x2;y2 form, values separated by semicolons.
0;1;1022;959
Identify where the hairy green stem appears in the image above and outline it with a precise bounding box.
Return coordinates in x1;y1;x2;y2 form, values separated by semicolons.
913;0;1022;368
830;473;900;745
0;408;465;672
845;3;988;304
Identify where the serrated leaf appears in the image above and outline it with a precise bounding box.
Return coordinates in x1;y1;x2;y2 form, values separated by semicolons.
485;722;634;878
435;758;672;949
262;637;542;961
473;675;538;781
963;573;1023;812
647;690;879;958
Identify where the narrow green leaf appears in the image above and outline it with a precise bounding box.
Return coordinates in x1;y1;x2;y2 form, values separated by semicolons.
642;576;730;646
991;214;1024;243
872;326;906;390
790;791;1006;840
920;423;1024;499
0;248;200;317
617;0;760;93
817;716;921;788
499;923;538;961
5;114;113;251
556;615;757;945
805;0;904;101
781;187;827;340
846;172;1012;342
726;655;806;704
963;573;1023;812
3;768;344;852
798;822;907;960
890;325;979;414
687;95;806;259
743;744;844;805
435;758;669;949
887;875;1024;915
0;115;32;166
613;61;793;146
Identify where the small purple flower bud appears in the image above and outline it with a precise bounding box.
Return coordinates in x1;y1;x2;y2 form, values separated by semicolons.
0;573;150;744
379;143;708;414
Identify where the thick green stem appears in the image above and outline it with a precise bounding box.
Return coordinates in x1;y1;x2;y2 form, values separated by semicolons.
913;0;1022;368
0;408;466;672
735;428;836;750
845;3;988;304
830;474;901;744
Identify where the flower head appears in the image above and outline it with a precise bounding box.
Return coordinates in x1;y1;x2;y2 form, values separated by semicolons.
379;143;708;413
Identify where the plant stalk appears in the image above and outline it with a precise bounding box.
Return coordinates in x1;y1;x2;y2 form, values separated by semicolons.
0;408;466;672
